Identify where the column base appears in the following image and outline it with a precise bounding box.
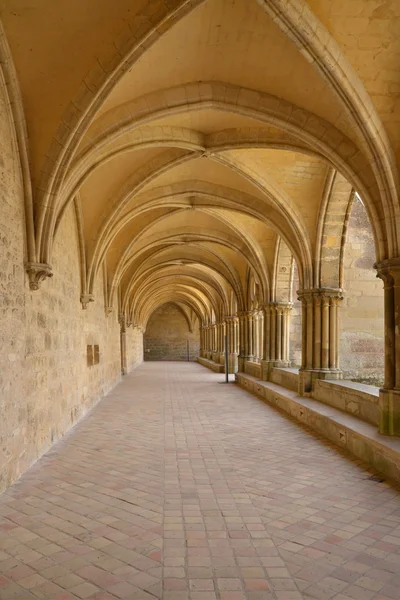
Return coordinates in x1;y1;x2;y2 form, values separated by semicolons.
298;368;343;396
228;353;238;374
219;352;225;365
238;355;247;372
379;389;400;435
260;360;290;381
261;360;269;381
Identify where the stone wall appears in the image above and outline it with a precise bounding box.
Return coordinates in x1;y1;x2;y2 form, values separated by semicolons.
126;326;144;372
0;81;143;492
340;196;384;384
144;303;200;361
289;263;302;367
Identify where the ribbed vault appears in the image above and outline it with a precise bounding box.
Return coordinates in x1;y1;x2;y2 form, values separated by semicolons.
1;0;398;338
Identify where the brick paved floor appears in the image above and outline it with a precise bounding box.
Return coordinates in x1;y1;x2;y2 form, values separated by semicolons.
1;362;400;600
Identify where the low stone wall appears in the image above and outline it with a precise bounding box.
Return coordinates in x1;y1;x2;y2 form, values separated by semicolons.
236;372;400;485
244;360;261;379
313;379;379;426
270;367;299;392
197;357;224;373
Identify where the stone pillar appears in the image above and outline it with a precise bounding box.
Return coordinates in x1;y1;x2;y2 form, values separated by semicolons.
254;312;260;362
119;314;127;375
204;325;209;358
297;289;343;396
375;259;400;435
215;322;223;364
233;317;239;355
259;311;264;364
248;312;254;359
224;316;238;373
260;303;292;380
211;323;217;362
238;312;246;371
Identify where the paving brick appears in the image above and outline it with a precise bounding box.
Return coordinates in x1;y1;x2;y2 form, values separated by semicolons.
1;362;400;600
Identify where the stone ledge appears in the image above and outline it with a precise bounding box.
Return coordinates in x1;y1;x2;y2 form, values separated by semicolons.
236;372;400;486
313;378;379;426
270;367;299;392
197;357;224;373
244;360;261;378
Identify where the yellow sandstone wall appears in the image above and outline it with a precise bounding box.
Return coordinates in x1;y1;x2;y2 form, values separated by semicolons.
0;84;143;492
340;197;384;384
144;303;200;361
289;263;302;367
126;326;144;372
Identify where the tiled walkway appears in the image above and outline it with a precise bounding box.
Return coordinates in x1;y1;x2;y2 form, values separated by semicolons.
1;363;400;600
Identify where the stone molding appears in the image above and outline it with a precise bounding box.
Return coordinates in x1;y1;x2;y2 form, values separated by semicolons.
26;262;53;291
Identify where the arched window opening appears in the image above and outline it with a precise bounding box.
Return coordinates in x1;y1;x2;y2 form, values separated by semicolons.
340;194;384;385
290;261;302;368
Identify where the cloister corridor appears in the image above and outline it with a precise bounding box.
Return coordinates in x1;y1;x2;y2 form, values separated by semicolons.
1;362;400;600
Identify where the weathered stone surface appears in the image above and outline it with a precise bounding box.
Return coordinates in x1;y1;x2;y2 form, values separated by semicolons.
144;303;200;361
341;197;384;384
0;84;143;492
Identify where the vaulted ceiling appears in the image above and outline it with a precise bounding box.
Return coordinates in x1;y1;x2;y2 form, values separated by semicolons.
1;0;399;327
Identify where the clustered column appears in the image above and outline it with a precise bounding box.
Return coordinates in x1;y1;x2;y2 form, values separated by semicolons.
260;303;291;380
238;312;247;371
375;259;400;435
216;321;225;364
297;289;342;395
225;316;239;373
119;313;127;375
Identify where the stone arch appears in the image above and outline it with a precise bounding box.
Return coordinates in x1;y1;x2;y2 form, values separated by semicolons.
272;237;294;304
118;242;244;316
100;184;308;298
130;264;230;316
164;301;194;334
101;226;268;313
132;273;227;322
35;0;207;245
315;169;354;289
85;166;312;296
134;286;210;328
38;83;386;269
257;0;399;257
0;20;35;272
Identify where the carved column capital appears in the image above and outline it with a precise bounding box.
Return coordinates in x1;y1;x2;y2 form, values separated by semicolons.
118;313;126;332
298;288;343;302
80;293;94;309
375;258;400;287
26;262;53;290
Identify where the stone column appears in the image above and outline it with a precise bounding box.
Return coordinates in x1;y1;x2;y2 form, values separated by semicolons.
254;312;260;362
248;312;254;359
297;289;343;396
260;303;292;380
224;316;238;373
201;325;206;358
204;325;209;358
211;323;217;362
375;259;400;435
233;317;239;355
216;322;223;364
119;314;127;375
238;312;247;371
199;326;204;357
259;311;264;364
